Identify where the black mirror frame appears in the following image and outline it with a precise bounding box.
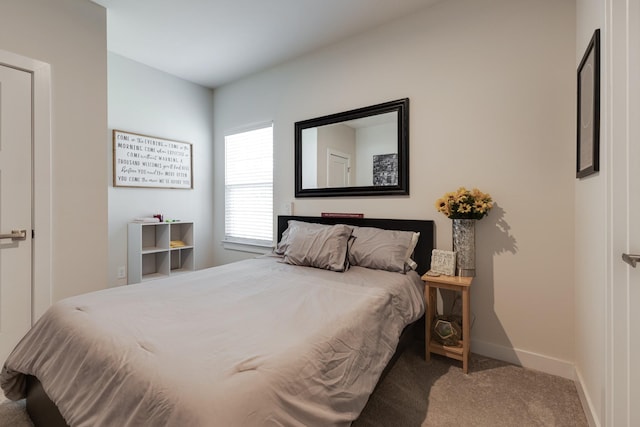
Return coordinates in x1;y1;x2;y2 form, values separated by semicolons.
294;98;409;198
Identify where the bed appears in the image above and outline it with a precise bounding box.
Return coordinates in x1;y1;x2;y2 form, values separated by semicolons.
1;215;434;426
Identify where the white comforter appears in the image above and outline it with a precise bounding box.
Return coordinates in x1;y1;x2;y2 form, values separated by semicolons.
1;256;424;426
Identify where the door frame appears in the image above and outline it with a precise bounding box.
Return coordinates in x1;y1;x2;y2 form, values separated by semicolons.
0;48;52;323
606;0;639;424
326;148;351;187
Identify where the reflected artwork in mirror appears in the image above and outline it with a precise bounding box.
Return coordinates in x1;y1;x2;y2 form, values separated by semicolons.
295;98;409;197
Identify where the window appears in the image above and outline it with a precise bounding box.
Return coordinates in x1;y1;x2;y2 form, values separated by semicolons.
224;124;273;249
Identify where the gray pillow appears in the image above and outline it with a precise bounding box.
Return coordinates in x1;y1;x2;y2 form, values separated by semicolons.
274;220;328;255
348;226;420;273
283;223;353;272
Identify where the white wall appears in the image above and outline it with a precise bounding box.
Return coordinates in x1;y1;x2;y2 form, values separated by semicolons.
575;1;607;425
108;53;215;286
213;0;576;375
0;0;108;301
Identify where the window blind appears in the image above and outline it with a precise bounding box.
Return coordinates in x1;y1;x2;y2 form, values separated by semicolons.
224;124;273;246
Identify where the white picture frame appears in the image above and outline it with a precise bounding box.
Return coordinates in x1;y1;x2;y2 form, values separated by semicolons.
431;249;457;276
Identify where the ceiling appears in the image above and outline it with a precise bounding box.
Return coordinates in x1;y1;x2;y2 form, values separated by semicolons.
91;0;441;88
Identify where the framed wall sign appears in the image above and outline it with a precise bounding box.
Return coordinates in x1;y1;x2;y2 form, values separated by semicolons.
576;29;600;179
113;130;193;189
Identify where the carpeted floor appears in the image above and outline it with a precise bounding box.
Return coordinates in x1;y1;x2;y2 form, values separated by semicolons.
355;342;588;427
0;393;31;427
1;342;587;426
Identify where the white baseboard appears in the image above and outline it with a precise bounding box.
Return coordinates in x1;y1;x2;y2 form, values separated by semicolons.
574;368;601;427
470;339;575;379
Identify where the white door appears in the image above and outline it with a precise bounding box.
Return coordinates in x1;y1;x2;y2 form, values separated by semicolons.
0;64;32;364
611;0;640;425
327;150;350;187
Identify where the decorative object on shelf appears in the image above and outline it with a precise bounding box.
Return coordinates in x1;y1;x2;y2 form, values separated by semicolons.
435;187;493;277
432;315;462;347
576;29;600;179
430;249;456;276
170;240;186;248
133;217;160;223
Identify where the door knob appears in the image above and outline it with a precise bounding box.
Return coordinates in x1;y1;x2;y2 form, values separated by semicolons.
0;229;27;241
622;253;640;268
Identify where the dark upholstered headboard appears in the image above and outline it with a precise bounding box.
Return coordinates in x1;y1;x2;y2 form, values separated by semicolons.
277;216;435;275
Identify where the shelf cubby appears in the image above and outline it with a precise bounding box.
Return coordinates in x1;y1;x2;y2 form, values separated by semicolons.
128;221;195;284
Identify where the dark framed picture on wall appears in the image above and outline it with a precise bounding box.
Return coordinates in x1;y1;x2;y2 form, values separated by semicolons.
576;29;601;179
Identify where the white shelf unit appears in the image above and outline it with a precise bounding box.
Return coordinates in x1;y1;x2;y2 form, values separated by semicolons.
128;221;194;284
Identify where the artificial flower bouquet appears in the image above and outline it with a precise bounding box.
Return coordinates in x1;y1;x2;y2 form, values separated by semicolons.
435;187;493;220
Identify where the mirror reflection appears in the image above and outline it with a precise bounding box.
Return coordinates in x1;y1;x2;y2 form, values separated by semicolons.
295;98;409;197
301;112;397;189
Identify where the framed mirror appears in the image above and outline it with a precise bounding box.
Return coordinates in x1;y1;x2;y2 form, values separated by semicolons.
295;98;409;197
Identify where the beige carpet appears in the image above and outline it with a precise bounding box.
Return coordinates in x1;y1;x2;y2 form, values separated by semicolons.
1;343;587;426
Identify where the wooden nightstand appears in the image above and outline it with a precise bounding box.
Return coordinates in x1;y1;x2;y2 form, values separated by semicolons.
421;273;473;373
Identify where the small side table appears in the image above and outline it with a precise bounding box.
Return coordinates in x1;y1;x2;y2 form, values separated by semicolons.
421;273;473;373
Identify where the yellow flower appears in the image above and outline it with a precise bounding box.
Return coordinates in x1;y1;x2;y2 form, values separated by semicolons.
457;203;472;213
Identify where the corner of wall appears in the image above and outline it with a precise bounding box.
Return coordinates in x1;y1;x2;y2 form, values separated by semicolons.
574;367;602;427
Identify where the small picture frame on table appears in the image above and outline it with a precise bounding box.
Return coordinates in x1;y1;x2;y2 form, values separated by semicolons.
576;29;600;179
429;249;457;276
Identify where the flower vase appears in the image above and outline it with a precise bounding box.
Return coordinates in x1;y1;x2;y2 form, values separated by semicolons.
452;219;476;277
